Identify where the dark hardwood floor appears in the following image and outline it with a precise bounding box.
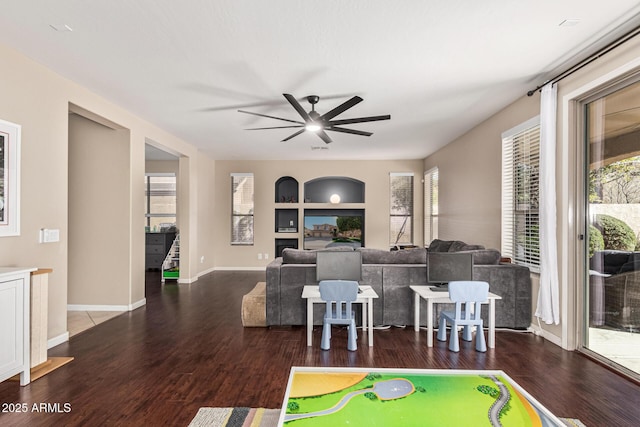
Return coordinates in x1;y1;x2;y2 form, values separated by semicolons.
1;270;639;426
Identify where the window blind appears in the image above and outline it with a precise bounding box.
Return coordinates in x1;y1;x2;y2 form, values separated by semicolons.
424;167;439;245
390;173;414;246
231;173;254;245
145;174;177;228
502;118;541;270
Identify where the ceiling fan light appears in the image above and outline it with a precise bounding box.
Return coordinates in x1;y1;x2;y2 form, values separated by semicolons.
305;123;321;133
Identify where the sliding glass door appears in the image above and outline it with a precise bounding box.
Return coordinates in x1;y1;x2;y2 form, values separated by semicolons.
583;78;640;377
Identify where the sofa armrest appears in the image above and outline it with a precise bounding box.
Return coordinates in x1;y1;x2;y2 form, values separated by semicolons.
266;258;283;325
473;263;532;329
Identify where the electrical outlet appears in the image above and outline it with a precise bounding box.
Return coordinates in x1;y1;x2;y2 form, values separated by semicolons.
200;256;205;264
264;253;269;260
258;253;263;260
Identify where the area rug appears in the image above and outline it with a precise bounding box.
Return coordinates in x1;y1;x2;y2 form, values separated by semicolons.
188;407;280;427
188;407;585;426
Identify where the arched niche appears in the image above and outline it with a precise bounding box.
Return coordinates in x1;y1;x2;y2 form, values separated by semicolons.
304;177;365;203
275;176;299;203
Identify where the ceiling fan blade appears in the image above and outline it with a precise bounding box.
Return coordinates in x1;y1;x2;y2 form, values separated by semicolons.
320;96;364;121
282;129;306;142
329;114;391;126
327;126;373;137
245;125;304;130
283;93;312;122
316;130;333;144
238;109;303;125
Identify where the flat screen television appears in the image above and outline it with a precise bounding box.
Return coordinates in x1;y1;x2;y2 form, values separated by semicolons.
303;209;364;250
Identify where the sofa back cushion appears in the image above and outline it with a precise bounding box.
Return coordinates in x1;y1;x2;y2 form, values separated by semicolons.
428;239;485;252
428;239;454;252
357;247;427;264
463;249;501;265
590;250;632;274
281;247;354;264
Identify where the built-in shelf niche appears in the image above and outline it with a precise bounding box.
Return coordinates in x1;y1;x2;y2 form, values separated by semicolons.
303;176;365;203
275;238;298;258
275;209;298;233
275;176;298;203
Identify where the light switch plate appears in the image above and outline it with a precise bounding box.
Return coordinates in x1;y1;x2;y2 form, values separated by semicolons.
40;228;60;243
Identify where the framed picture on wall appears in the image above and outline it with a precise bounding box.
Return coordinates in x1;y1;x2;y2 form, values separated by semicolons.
0;118;21;237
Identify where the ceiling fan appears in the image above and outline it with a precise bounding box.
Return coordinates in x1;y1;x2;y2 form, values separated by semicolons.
238;94;390;143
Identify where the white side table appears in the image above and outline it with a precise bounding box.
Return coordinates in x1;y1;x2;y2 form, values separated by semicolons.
410;285;502;348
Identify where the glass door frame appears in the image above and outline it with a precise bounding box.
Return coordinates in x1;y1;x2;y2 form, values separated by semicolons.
576;73;640;379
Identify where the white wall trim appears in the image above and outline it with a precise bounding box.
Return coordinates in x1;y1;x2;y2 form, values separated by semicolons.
197;267;216;278
47;332;69;349
529;323;562;347
130;298;146;311
68;298;146;312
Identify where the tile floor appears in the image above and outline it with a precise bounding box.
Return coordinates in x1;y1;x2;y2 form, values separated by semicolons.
67;310;125;337
588;327;640;374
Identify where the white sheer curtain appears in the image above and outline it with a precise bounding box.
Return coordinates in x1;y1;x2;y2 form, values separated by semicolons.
535;83;560;324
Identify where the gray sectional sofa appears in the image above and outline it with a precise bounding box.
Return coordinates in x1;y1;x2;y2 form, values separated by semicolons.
265;240;532;329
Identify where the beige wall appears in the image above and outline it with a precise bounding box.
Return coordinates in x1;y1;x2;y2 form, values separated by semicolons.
145;160;179;175
0;42;203;345
424;95;540;250
213;160;424;268
197;155;217;275
68;114;131;305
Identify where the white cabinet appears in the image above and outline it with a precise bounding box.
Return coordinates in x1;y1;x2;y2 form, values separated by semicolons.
0;268;35;386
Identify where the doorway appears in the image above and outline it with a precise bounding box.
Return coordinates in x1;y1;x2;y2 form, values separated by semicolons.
583;77;640;376
144;143;180;282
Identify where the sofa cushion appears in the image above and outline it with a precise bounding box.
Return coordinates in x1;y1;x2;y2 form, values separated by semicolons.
449;240;485;252
282;248;316;264
461;249;501;265
590;250;632;274
281;247;354;264
357;247;427;264
428;239;485;253
428;239;454;252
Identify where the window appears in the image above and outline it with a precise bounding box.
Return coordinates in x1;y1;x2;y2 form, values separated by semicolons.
231;173;254;245
390;173;414;247
145;173;176;230
424;167;439;245
501;117;540;271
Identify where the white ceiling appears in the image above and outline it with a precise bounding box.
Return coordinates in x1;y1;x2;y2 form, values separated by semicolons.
2;1;640;161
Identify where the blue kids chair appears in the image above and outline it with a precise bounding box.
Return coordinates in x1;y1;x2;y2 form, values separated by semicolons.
437;280;489;352
319;280;359;351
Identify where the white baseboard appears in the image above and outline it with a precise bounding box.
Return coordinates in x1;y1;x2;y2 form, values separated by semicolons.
197;266;216;278
130;298;146;310
48;332;69;349
172;266;264;284
68;298;146;312
528;324;562;347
